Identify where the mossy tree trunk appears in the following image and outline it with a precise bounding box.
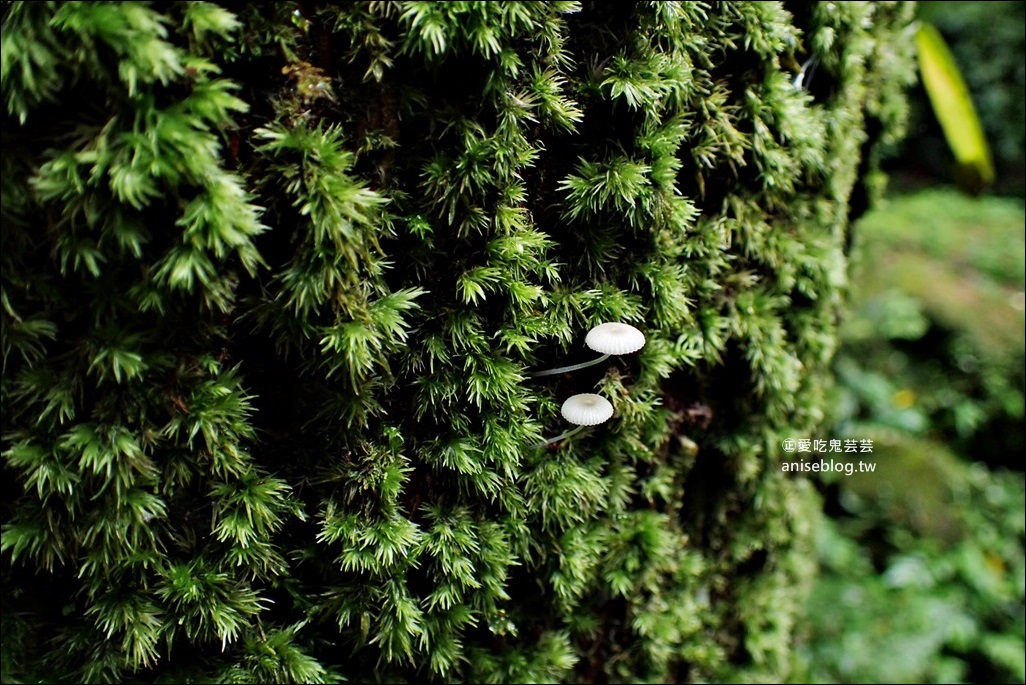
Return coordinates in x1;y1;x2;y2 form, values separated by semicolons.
1;2;915;682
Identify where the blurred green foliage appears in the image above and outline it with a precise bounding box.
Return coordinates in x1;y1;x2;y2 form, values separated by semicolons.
841;189;1024;455
797;188;1026;683
801;460;1025;684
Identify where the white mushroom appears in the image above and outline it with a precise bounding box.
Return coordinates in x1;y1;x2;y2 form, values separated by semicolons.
531;322;646;378
585;322;646;356
533;393;614;447
560;393;614;425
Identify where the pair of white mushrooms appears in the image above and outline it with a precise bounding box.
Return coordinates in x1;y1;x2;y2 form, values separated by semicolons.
531;322;646;447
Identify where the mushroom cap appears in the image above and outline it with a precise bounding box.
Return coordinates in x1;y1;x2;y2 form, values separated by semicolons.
585;322;646;355
561;393;614;426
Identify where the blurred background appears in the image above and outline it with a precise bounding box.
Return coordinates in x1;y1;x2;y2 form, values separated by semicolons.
796;2;1026;683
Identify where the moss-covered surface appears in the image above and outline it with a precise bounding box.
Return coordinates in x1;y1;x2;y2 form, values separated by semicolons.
1;2;916;682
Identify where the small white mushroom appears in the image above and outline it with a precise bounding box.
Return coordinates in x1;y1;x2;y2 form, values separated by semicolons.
560;393;614;425
531;322;646;378
584;322;646;356
533;393;614;447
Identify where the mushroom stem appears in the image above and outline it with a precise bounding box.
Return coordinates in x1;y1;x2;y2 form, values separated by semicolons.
531;424;585;448
529;354;609;378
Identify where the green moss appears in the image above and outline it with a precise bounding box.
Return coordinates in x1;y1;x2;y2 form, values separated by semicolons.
1;2;917;682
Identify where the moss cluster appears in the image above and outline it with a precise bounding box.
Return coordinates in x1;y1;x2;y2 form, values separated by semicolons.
1;2;915;682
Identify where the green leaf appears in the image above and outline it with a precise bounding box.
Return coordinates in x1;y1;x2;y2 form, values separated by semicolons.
915;22;994;187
